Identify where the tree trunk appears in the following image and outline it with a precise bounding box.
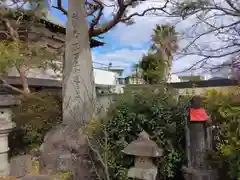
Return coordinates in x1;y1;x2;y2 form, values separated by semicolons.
63;0;96;127
162;51;171;82
16;66;31;93
156;49;172;82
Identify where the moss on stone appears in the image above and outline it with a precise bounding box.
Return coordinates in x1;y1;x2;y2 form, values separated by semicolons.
30;159;40;175
52;171;72;180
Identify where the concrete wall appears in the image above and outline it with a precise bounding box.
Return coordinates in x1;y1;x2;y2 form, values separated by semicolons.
2;76;238;116
96;94;115;116
99;86;239;111
87;86;239;113
178;86;239;95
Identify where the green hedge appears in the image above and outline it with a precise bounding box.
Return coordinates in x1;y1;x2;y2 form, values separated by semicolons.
203;89;240;180
86;87;186;180
87;87;240;180
9;92;62;156
7;87;239;180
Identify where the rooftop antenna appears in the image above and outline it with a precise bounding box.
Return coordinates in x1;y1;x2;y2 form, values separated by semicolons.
108;63;112;70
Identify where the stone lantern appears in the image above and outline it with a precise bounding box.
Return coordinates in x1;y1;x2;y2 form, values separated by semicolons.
122;131;163;180
0;94;18;176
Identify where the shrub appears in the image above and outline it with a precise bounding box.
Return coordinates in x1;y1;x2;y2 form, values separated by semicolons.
87;87;186;180
86;87;240;180
9;92;62;156
203;89;240;180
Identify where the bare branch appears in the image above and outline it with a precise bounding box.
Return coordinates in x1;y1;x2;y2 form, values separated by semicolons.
53;0;68;15
52;0;171;38
121;0;170;21
89;0;104;33
0;76;28;95
172;0;240;73
90;0;127;37
1;17;19;40
87;129;111;180
225;0;240;14
181;19;240;53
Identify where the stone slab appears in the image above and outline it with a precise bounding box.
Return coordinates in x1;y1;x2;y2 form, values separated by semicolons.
10;155;32;178
0;95;21;107
127;167;158;180
20;175;54;180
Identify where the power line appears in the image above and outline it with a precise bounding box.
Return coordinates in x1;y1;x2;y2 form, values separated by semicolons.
93;61;110;66
93;61;126;69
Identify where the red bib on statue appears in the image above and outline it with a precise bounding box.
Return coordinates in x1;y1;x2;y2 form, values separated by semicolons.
190;108;208;122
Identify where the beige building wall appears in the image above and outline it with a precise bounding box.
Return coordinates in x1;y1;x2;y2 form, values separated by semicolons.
127;77;145;84
178;86;239;95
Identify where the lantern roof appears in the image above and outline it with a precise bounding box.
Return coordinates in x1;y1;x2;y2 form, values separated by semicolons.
122;131;163;157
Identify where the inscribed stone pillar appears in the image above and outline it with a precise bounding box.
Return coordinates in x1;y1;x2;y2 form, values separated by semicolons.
63;0;96;127
188;122;215;180
183;95;217;180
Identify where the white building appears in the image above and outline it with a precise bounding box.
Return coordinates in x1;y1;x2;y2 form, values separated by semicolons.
167;74;181;83
7;66;119;86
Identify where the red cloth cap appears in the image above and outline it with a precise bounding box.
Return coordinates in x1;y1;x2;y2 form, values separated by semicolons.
190;108;208;122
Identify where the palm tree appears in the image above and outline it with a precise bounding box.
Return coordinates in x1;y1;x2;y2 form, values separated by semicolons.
132;63;142;84
151;25;178;81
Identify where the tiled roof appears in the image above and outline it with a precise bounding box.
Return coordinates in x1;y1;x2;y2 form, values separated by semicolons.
41;12;104;48
43;12;66;28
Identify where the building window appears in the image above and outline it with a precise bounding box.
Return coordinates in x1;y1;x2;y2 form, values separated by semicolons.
118;78;125;85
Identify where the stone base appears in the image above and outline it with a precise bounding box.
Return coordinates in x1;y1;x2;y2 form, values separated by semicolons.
127;167;157;180
20;175;55;180
182;166;218;180
0;164;10;176
40;124;92;180
10;155;32;178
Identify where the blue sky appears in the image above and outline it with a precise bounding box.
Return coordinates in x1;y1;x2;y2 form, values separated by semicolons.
50;0;134;76
49;0;177;76
49;0;234;77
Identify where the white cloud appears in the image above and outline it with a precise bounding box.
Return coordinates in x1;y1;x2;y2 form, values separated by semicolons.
92;48;199;76
109;1;174;46
96;0;239;74
92;48;147;70
1;0;25;8
47;0;237;76
111;17;158;45
94;3;193;73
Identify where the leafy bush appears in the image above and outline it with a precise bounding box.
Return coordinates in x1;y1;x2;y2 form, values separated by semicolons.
87;87;186;180
9;92;62;156
203;89;240;180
